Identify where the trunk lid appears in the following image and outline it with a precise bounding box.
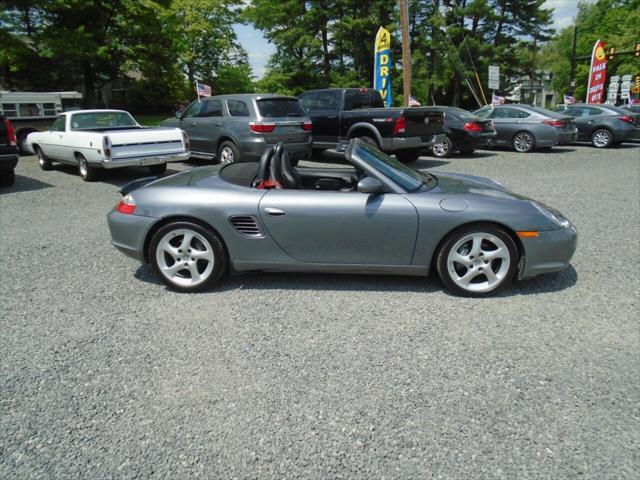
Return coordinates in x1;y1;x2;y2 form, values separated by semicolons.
254;97;311;144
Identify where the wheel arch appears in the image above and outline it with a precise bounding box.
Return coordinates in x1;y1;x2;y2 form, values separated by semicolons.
345;123;383;147
217;135;239;153
431;220;524;269
143;215;230;264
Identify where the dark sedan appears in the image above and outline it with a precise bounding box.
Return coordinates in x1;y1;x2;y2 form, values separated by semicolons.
555;103;640;147
427;107;496;158
474;104;578;152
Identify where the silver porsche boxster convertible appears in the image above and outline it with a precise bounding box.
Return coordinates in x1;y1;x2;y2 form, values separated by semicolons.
107;139;577;296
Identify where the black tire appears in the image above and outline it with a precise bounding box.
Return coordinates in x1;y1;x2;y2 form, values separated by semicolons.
17;131;33;155
512;131;535;153
431;136;453;158
0;169;15;187
149;163;167;175
36;146;53;171
218;140;241;164
436;223;519;297
591;128;613;148
356;135;379;148
395;149;421;163
149;221;228;293
77;154;99;182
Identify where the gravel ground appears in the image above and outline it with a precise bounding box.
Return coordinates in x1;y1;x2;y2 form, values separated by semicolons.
1;145;639;479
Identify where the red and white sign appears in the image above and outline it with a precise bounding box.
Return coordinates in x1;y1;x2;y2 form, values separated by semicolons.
586;40;607;103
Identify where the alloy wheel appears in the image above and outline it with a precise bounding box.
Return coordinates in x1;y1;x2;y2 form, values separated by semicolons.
432;140;449;157
220;146;235;164
446;232;511;293
513;132;534;152
592;130;611;148
155;228;215;287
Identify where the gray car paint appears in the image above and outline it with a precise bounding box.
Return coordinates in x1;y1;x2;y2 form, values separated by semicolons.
161;94;312;162
555;103;640;143
474;104;577;149
107;140;577;282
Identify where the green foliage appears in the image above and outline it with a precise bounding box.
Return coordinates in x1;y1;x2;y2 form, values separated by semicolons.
245;0;556;108
0;0;255;111
544;0;640;101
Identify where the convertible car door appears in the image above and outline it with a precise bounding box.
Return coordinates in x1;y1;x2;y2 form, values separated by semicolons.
258;190;418;265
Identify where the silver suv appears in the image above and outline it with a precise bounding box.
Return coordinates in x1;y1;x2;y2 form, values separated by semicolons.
161;94;312;164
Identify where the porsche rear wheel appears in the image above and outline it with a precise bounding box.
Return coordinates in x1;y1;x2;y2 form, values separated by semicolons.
149;221;227;292
436;224;518;297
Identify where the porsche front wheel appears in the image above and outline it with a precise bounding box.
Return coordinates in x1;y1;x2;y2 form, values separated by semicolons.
149;221;227;292
436;225;518;297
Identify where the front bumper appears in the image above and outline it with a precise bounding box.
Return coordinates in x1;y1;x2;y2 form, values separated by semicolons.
107;210;157;262
382;134;447;152
99;151;190;169
519;225;578;279
0;153;19;171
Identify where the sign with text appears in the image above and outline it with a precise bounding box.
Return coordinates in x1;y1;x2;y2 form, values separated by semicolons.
488;65;500;90
374;27;392;108
586;40;607;103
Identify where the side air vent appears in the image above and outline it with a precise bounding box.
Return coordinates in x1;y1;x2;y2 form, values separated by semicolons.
229;215;263;237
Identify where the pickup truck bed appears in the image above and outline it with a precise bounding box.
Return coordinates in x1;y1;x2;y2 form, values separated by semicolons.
299;88;445;162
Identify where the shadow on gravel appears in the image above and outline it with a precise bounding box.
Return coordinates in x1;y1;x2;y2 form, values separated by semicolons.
0;175;53;194
134;263;578;297
51;164;184;187
483;146;577;154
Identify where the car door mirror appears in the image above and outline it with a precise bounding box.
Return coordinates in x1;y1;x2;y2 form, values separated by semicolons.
175;111;183;120
357;176;384;194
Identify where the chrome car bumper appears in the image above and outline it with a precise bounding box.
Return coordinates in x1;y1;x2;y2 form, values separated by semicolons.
519;225;578;279
382;134;447;151
99;151;190;169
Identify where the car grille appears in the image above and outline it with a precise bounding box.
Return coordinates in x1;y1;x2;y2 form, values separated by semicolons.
229;215;263;237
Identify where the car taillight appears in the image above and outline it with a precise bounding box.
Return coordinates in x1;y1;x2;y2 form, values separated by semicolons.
543;119;565;127
103;136;112;158
393;116;406;134
116;194;136;215
618;115;634;123
249;122;276;133
182;130;190;151
301;120;312;131
3;118;16;146
463;122;483;132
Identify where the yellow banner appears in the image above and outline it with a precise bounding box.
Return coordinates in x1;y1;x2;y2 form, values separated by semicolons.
375;27;390;54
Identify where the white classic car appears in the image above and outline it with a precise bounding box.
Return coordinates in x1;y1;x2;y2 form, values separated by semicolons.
26;109;190;181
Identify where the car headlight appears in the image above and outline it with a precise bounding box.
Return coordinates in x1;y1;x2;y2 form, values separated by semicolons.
531;201;571;228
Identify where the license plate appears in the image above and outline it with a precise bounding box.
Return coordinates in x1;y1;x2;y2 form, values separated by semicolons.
280;126;298;133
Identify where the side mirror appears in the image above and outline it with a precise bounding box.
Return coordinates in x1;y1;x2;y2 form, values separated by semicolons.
175;111;183;119
357;176;384;195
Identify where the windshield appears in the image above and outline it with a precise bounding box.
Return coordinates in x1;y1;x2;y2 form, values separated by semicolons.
349;140;433;192
446;107;479;121
70;112;137;130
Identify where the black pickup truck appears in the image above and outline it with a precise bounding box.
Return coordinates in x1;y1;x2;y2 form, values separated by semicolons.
0;116;19;187
298;88;445;162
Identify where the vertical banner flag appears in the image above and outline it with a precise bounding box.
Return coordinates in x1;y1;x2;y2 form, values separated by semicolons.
374;27;392;108
586;40;607;103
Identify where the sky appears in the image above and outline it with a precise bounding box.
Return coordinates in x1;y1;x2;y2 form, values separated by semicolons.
234;0;582;79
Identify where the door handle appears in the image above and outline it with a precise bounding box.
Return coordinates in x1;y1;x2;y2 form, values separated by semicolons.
265;207;286;216
215;122;222;126
190;122;197;126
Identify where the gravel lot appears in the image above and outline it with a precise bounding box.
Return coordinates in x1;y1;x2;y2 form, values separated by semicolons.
1;145;639;479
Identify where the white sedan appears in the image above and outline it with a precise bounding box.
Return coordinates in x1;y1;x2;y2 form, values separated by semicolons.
27;109;190;181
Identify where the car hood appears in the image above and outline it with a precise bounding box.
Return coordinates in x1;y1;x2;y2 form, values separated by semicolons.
427;171;530;201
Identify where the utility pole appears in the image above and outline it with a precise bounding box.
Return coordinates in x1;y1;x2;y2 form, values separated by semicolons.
399;0;411;107
569;26;578;94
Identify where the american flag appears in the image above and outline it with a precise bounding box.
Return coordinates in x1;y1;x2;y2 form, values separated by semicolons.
408;95;421;107
491;93;505;105
197;82;211;98
564;94;576;104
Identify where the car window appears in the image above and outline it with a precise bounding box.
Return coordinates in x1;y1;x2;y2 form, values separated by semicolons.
182;101;203;118
492;108;529;119
316;91;340;110
200;99;223;117
256;98;304;118
474;108;492;118
50;116;65;132
70;112;136;130
227;99;250;117
446;107;478;121
299;93;316;112
369;90;385;108
344;90;377;110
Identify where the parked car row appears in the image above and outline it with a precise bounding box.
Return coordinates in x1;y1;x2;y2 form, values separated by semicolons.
5;88;637;184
